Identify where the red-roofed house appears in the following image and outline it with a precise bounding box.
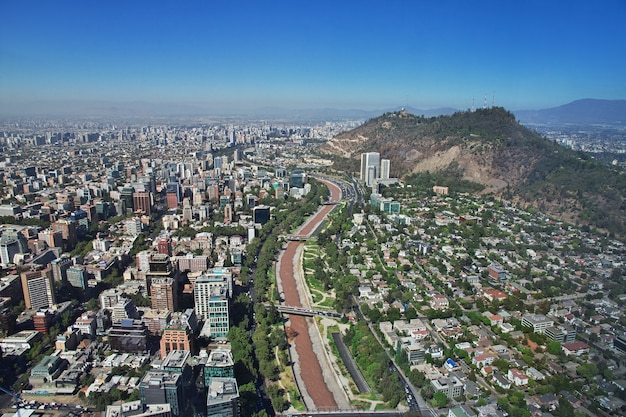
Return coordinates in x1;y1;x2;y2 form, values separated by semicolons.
488;314;504;326
507;368;529;386
472;352;496;368
481;366;494;377
562;341;590;356
430;294;449;310
484;289;507;302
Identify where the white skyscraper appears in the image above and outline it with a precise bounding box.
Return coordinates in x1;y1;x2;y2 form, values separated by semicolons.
360;152;380;186
194;269;232;339
380;159;390;180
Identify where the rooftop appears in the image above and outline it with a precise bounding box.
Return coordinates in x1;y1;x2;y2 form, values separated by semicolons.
207;377;239;404
162;350;190;369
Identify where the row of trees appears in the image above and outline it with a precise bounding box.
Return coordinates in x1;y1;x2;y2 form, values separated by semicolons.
343;321;405;407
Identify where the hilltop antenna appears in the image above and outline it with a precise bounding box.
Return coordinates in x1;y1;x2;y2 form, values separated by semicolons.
492;91;495;108
483;96;487;109
471;97;475;112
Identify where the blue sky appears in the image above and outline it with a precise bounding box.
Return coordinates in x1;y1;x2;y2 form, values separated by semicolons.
1;0;625;115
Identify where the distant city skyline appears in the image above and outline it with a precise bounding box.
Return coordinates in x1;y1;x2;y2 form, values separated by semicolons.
1;1;625;116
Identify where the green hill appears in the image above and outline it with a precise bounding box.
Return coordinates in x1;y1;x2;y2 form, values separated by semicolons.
320;107;626;235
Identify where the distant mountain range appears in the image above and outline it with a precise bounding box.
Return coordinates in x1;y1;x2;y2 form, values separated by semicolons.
2;98;625;125
283;99;626;123
513;99;626;125
0;101;459;121
275;100;626;124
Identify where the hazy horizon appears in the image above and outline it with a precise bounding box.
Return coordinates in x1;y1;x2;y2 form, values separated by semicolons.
1;1;625;117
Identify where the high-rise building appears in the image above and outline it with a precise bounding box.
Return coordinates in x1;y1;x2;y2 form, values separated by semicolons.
109;319;148;353
166;183;181;209
147;254;177;311
157;238;172;256
545;325;577;343
80;203;97;223
21;267;55;309
125;218;143;235
50;257;72;282
70;209;89;237
194;270;232;339
151;277;178;312
95;201;112;220
367;165;377;188
252;206;270;225
100;288;124;310
380;159;390;180
360;152;380;186
521;314;554;334
182;198;192;222
0;229;28;266
207;184;219;201
160;326;193;358
67;265;88;289
51;219;78;251
206;377;239;417
111;299;139;322
204;347;234;388
139;370;183;417
149;254;173;273
133;191;152;215
213;156;223;170
38;229;63;249
33;310;54;334
192;187;205;207
289;170;306;188
139;173;157;195
223;204;232;224
176;254;209;273
227;178;237;193
162;349;191;379
120;186;135;214
0;237;20;266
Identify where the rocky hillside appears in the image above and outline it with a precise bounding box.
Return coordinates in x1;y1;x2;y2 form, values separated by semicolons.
320;108;626;235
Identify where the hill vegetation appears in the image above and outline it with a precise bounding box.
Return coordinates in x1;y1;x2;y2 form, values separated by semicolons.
320;108;626;235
